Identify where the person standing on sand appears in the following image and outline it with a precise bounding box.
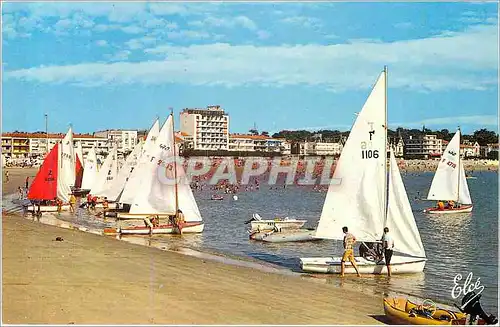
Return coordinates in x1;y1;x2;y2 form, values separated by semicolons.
25;176;29;189
69;194;77;213
18;186;23;200
5;170;9;182
340;226;361;277
380;227;394;277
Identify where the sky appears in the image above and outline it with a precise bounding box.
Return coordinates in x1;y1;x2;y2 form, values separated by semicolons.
1;1;499;135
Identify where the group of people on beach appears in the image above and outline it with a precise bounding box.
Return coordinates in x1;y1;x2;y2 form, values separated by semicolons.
340;226;394;277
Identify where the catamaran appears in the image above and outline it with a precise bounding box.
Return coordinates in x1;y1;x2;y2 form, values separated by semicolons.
104;113;204;235
26;143;72;212
424;129;473;214
300;67;427;275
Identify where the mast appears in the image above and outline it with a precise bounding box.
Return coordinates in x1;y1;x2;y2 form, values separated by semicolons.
170;108;179;214
457;126;461;203
383;66;388;224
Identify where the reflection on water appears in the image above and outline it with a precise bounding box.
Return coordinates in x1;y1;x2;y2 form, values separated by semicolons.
52;171;497;313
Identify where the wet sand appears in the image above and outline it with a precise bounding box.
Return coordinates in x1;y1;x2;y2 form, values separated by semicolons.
2;214;386;324
2;168;387;324
2;167;38;195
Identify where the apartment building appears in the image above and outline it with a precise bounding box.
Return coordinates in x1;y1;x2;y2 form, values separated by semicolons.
297;141;343;156
2;132;108;160
180;105;230;151
404;134;443;159
93;129;138;154
442;140;481;158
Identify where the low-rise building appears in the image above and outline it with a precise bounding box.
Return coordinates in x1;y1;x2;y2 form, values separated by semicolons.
93;129;138;155
228;134;290;153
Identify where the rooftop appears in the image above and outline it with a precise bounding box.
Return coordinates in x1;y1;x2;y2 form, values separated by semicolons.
2;132;105;139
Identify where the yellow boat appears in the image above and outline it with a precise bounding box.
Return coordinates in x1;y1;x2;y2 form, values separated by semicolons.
383;297;490;325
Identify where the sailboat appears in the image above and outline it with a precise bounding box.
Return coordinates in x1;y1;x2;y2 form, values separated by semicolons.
424;129;473;214
116;119;161;208
80;146;99;192
61;127;76;189
104;113;204;235
26;143;72;212
103;140;143;203
89;143;118;208
72;141;86;195
300;67;427;274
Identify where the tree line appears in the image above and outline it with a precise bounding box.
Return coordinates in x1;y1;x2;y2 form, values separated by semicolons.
269;128;498;146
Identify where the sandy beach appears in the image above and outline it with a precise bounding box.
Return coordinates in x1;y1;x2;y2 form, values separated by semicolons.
2;168;387;325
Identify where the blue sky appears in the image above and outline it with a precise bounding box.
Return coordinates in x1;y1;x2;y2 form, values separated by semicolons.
2;2;498;135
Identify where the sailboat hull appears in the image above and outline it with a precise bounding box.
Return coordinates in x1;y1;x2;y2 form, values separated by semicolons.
424;205;473;214
115;213;176;220
249;229;318;243
300;255;427;274
26;204;71;212
104;222;204;235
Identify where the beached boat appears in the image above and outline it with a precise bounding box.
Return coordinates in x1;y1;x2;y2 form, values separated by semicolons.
116;119;160;207
246;213;307;231
249;228;318;243
108;114;204;234
424;130;473;214
71;141;85;193
103;141;143;202
89;143;118;200
80;146;99;193
383;292;498;325
300;67;427;275
25;143;72;213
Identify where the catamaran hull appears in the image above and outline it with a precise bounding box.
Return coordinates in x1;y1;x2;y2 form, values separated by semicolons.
104;222;204;235
300;255;427;274
249;229;319;243
424;205;473;214
26;204;71;212
250;220;307;231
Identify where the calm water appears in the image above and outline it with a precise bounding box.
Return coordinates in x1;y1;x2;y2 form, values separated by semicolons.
60;171;498;313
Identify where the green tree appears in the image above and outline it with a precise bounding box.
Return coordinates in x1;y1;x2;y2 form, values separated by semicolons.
472;129;498;146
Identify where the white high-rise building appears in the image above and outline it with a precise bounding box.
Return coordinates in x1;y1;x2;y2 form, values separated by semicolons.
180;105;230;151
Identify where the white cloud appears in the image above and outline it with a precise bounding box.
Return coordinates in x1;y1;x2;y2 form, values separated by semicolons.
189;15;258;31
257;30;271;40
166;30;220;40
95;40;108;47
121;25;145;34
280;16;322;29
4;24;498;92
125;36;156;50
106;50;132;62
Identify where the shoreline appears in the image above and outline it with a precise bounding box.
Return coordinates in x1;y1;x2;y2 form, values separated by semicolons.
2;212;387;324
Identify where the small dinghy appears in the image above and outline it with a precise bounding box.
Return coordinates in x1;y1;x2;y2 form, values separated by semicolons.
245;213;307;231
424;129;473;214
249;228;319;243
211;194;224;201
383;291;497;325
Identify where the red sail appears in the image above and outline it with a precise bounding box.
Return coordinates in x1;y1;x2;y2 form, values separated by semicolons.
74;154;84;189
28;143;59;201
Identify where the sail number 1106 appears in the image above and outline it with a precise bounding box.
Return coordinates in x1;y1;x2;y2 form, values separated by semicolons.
361;149;379;159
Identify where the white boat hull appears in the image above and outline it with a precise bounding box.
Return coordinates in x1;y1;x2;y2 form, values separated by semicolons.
424;205;473;214
93;202;118;209
249;229;318;243
250;220;307;231
116;213;176;220
26;204;71;212
300;255;427;274
104;222;204;235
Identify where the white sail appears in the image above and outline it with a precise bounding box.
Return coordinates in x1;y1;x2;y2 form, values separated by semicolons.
387;149;426;258
105;141;143;201
57;142;72;202
130;116;203;222
120;119;160;204
90;144;118;197
61;127;76;188
315;72;387;241
75;141;84;166
427;130;471;204
81;146;98;190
